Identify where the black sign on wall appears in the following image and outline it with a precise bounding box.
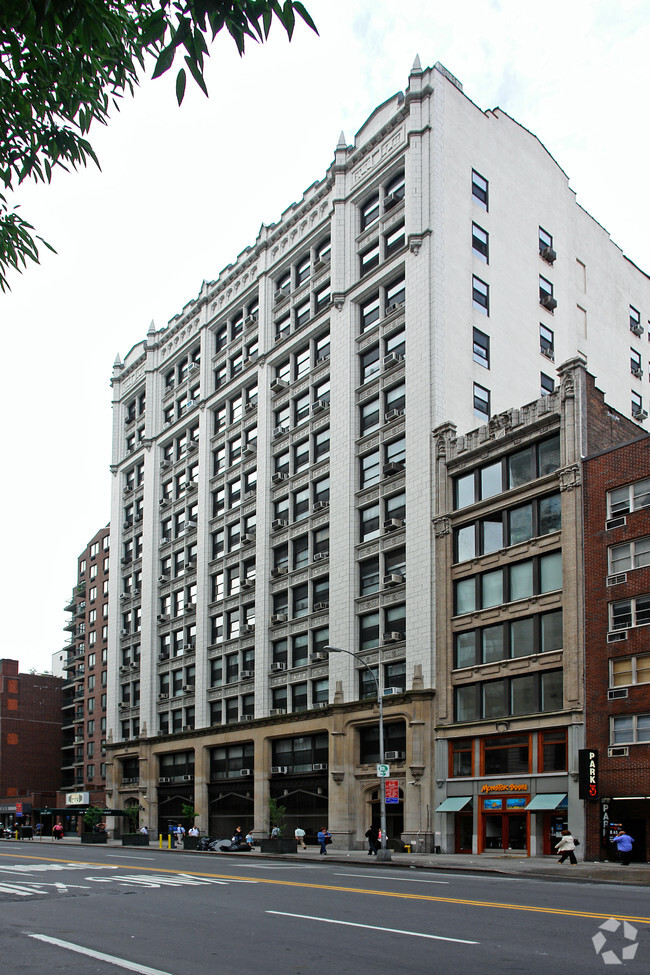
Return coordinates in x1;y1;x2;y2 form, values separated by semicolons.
578;748;599;799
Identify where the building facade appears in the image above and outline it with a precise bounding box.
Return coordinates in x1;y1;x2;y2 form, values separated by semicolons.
60;525;111;819
583;434;650;862
105;60;650;850
0;659;63;830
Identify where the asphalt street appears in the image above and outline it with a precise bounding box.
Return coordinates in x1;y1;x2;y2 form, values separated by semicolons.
1;844;648;974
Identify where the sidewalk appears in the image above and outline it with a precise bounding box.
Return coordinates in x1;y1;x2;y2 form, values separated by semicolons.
7;835;650;886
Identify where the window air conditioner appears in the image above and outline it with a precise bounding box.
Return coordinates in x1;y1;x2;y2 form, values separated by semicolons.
271;766;288;774
274;287;290;303
311;652;328;662
270;378;288;393
241;578;255;590
312;763;328;771
540;294;557;311
385;409;405;422
312;702;328;709
241;533;256;545
158;575;169;584
312;400;328;414
606;573;627;586
270;613;288;625
313;552;329;562
120;629;130;637
607;688;628;700
159;776;171;782
540;347;555;361
540;246;557;264
608;746;628;757
270;709;287;716
183;773;194;780
270;662;286;672
383;573;405;587
244;313;258;328
157;614;170;623
383;462;405;477
271;566;288;577
158;653;169;661
632;408;648;421
240;670;254;679
161;459;171;469
383;518;405;532
385;301;404;315
272;426;289;440
313;500;330;511
272;472;288;484
313;602;329;612
632;367;644;379
316;353;330;364
384;750;405;759
272;519;288;531
123;485;133;494
182;684;194;693
605;516;626;530
383;687;403;696
630;322;644;337
383;352;404;368
607;631;627;643
239;715;253;722
242;446;256;458
383;632;405;644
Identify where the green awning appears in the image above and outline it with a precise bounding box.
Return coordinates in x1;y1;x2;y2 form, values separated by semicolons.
436;796;473;812
525;793;567;811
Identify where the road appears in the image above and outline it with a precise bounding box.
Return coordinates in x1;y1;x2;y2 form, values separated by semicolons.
0;843;648;974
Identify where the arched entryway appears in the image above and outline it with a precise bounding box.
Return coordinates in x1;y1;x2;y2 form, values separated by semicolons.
207;788;254;839
368;787;404;847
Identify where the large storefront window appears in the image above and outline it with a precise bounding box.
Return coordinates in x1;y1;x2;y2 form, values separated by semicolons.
482;735;530;775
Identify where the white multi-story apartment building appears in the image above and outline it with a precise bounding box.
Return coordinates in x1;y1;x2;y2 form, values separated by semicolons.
106;59;650;851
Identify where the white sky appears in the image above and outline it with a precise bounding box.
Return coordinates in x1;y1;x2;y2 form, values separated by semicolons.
2;0;649;673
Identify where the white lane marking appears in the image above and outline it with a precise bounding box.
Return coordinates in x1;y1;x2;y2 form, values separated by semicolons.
334;872;449;884
27;933;174;975
107;855;157;860
266;911;479;944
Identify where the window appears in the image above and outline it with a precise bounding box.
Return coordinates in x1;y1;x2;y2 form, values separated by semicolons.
630;305;642;334
609;537;650;574
631;347;642;376
450;739;473;777
471;169;488;209
472;223;489;262
473;382;490;418
295;300;310;329
454;435;561;509
384;222;405;257
472;276;489;315
454;493;561;562
296;254;310;286
539;227;553;255
360;611;380;650
541;373;554;396
360;345;380;384
473;328;489;368
454;551;562;615
455;671;562;721
360;504;380;542
360;243;380;277
611;653;650;688
454;610;562;667
385;170;405;202
385;276;405;310
608;478;650;516
611;714;650;745
361;193;380;230
631;390;645;418
540;324;554;360
360;294;380;332
359;557;380;595
539;275;555;309
609;594;650;631
360;449;380;488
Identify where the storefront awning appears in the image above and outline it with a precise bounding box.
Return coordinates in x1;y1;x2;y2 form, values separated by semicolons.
525;793;567;811
436;796;473;812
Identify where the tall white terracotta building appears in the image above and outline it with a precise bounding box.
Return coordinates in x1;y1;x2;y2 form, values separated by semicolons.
105;60;650;851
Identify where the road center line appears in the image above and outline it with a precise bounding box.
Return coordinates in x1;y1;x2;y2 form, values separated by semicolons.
26;933;174;975
107;855;157;860
267;912;478;944
334;872;449;884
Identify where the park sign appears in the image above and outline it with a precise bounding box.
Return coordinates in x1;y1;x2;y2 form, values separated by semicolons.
578;749;598;799
385;780;399;804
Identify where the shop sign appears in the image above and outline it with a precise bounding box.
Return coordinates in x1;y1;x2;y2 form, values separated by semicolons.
66;792;90;806
578;749;598;799
480;783;528;794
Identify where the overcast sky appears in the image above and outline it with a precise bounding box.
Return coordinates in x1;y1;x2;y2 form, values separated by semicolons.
3;0;649;673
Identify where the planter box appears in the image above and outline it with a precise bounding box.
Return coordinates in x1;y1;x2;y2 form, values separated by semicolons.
121;834;150;846
183;836;199;850
81;833;108;844
259;838;297;854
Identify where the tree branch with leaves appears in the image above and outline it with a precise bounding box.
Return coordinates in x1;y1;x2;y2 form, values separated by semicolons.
0;0;317;290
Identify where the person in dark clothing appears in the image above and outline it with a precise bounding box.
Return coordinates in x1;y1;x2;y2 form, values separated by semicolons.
365;825;379;855
317;827;331;855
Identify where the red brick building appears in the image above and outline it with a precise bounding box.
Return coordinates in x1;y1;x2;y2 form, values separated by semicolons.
0;659;64;829
583;433;650;862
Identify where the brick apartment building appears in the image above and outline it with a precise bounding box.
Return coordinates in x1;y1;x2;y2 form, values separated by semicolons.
583;433;650;862
59;525;111;827
0;659;64;830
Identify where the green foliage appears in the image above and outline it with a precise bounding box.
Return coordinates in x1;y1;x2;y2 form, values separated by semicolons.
124;804;140;830
83;805;104;830
181;802;198;821
0;0;317;290
268;796;286;835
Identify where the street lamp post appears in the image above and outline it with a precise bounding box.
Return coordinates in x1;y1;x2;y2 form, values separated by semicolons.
325;645;391;862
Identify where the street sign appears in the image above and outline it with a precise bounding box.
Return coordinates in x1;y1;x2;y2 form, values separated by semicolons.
376;764;390;778
385;779;399;803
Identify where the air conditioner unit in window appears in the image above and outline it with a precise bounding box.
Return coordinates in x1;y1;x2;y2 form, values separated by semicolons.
383;352;404;369
312;763;328;771
540;246;557;264
121;556;132;565
311;652;328;662
313;702;328;709
239;768;253;777
313;602;329;612
274;287;290;303
312;400;328;414
608;746;629;757
385;409;405;422
383;518;405;532
120;593;129;601
133;588;141;596
270;709;287;717
157;614;170;623
161;459;171;469
241;578;255;590
242;445;256;459
540;347;555;361
383;573;405;587
383;192;402;210
188;439;199;451
632;408;648;421
240;669;254;679
385;301;404;316
158;575;169;584
241;533;256;545
540;294;557;311
605;516;626;530
239;715;253;722
272;519;288;531
383;687;403;696
313;552;329;562
270;662;286;672
119;665;128;673
272;472;288;484
159;776;171;782
185;559;196;570
120;629;130;637
316;353;330;364
186;520;197;530
313;500;330;511
607;688;629;700
123;485;133;495
271;566;288;577
271;765;288;774
183;773;194;780
270;378;288;393
273;426;289;440
385;750;405;759
244;313;258;328
607;631;628;643
606;573;627;586
158;653;169;661
270;613;288;625
182;684;194;693
383;462;405;477
383;632;405;644
632;367;644;379
630;322;644;337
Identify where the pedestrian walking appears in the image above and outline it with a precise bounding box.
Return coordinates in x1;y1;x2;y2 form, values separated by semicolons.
612;829;634;865
555;829;578;865
35;823;43;839
365;825;379;855
295;826;307;849
245;830;255;849
317;826;331;855
53;822;63;840
175;823;186;848
188;826;199;838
